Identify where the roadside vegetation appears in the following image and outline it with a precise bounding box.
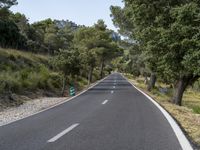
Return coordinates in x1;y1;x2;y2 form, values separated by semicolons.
0;48;88;108
0;0;122;108
111;0;200;106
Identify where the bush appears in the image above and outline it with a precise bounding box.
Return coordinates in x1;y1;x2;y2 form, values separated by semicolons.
0;71;22;93
46;73;62;90
0;63;62;94
0;48;59;93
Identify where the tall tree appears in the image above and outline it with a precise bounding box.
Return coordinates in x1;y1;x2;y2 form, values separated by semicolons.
73;27;98;84
0;19;26;49
156;2;200;105
10;12;29;38
94;20;121;78
0;0;17;8
44;23;60;55
51;48;81;96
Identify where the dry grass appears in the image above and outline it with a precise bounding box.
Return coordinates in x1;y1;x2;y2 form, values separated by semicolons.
0;48;49;65
126;74;200;148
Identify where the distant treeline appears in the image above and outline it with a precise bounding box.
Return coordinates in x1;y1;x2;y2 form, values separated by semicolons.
0;0;121;55
0;2;81;54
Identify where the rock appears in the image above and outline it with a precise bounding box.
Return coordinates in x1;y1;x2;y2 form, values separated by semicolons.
159;87;169;94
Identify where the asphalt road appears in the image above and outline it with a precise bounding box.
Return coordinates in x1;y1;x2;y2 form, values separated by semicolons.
0;73;184;150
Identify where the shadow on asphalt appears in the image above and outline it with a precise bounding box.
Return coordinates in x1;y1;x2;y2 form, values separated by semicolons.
86;80;132;93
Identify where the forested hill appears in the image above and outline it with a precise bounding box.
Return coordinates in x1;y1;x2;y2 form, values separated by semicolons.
0;12;82;54
0;0;122;107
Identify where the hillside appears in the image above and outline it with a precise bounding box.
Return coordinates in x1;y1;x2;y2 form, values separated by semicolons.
0;48;64;108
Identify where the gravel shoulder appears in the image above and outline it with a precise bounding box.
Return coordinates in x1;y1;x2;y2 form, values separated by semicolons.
0;97;68;126
0;79;101;127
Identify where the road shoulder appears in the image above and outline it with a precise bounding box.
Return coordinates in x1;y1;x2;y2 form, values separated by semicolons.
124;75;194;150
0;77;108;127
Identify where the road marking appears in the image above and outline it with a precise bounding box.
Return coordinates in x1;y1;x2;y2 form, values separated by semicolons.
102;100;108;105
113;86;116;89
111;90;114;94
47;123;79;143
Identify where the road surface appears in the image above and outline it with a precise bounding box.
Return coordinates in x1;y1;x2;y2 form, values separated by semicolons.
0;73;184;150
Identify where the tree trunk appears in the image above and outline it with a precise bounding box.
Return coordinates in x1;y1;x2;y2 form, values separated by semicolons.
61;75;67;96
147;73;157;91
88;67;93;85
100;59;104;79
172;77;189;106
172;75;199;106
144;75;148;85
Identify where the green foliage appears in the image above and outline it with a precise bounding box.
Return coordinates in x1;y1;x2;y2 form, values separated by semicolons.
0;1;27;50
0;67;62;93
73;26;98;68
10;12;30;38
73;20;121;80
0;0;17;8
0;19;26;49
0;7;10;19
0;49;62;94
0;8;81;53
154;2;200;81
192;106;200;114
0;3;121;99
111;0;200;79
111;0;200;105
51;48;81;77
27;19;80;54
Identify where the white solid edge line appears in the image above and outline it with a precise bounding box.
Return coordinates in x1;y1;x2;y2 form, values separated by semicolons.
123;75;193;150
47;123;79;143
102;100;108;105
0;75;111;127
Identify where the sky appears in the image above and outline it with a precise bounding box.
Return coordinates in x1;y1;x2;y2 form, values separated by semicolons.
11;0;124;32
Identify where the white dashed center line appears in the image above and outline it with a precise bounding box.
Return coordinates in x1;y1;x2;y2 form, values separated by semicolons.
102;100;108;105
111;90;114;94
47;123;79;143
